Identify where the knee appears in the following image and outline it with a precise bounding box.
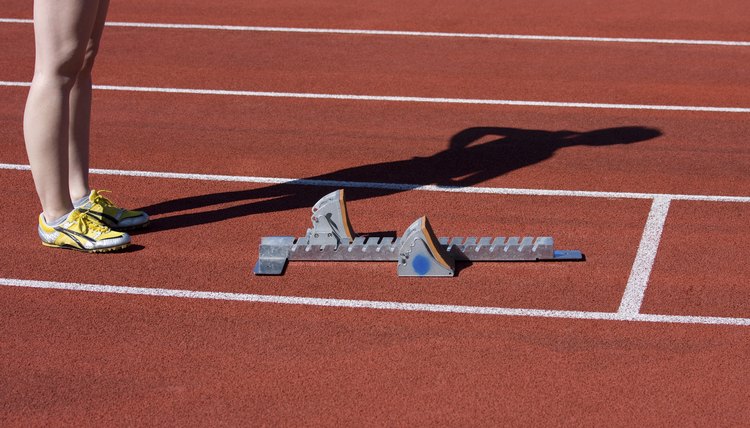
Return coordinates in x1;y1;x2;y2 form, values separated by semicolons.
34;39;97;88
79;39;101;77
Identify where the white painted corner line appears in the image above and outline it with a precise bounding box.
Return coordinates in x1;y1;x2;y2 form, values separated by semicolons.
2;17;749;47
1;81;749;114
619;197;671;315
1;278;749;326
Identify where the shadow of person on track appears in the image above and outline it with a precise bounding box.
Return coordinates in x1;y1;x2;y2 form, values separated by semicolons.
137;126;661;233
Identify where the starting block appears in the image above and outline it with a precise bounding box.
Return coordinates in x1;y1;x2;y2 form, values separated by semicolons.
253;189;583;277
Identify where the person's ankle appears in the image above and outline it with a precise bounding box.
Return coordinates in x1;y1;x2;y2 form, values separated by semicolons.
43;208;74;225
70;188;92;205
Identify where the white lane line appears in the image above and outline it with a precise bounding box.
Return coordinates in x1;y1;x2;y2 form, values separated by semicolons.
619;197;671;315
2;163;749;203
2;18;749;47
1;81;749;113
1;278;748;326
0;81;28;87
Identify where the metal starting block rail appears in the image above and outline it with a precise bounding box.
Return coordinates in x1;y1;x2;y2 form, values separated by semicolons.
253;190;583;277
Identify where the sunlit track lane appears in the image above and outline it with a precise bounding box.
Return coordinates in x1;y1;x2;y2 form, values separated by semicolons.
0;169;649;312
2;0;749;424
1;25;750;107
1;87;748;197
643;201;750;319
2;286;749;425
4;0;750;41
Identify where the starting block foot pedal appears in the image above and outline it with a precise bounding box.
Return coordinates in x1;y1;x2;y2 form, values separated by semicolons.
306;189;356;246
398;217;455;277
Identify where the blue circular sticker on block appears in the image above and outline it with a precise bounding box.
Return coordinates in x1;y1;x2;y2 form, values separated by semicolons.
412;254;431;276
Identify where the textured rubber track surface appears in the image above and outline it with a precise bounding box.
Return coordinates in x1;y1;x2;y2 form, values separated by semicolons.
1;0;749;424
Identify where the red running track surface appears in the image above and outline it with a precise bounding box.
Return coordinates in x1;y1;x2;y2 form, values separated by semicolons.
1;0;749;425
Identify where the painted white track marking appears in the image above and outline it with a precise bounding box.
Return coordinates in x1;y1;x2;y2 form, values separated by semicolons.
2;81;748;113
1;163;748;203
1;278;748;326
1;18;749;47
619;197;671;315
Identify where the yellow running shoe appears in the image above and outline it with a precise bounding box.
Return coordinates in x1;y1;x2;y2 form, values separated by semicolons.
38;208;131;252
76;190;150;230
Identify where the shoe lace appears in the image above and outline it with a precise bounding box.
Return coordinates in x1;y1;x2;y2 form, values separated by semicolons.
73;209;111;235
91;190;115;208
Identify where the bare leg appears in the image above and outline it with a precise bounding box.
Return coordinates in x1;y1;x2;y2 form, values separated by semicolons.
68;0;109;202
23;0;101;221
